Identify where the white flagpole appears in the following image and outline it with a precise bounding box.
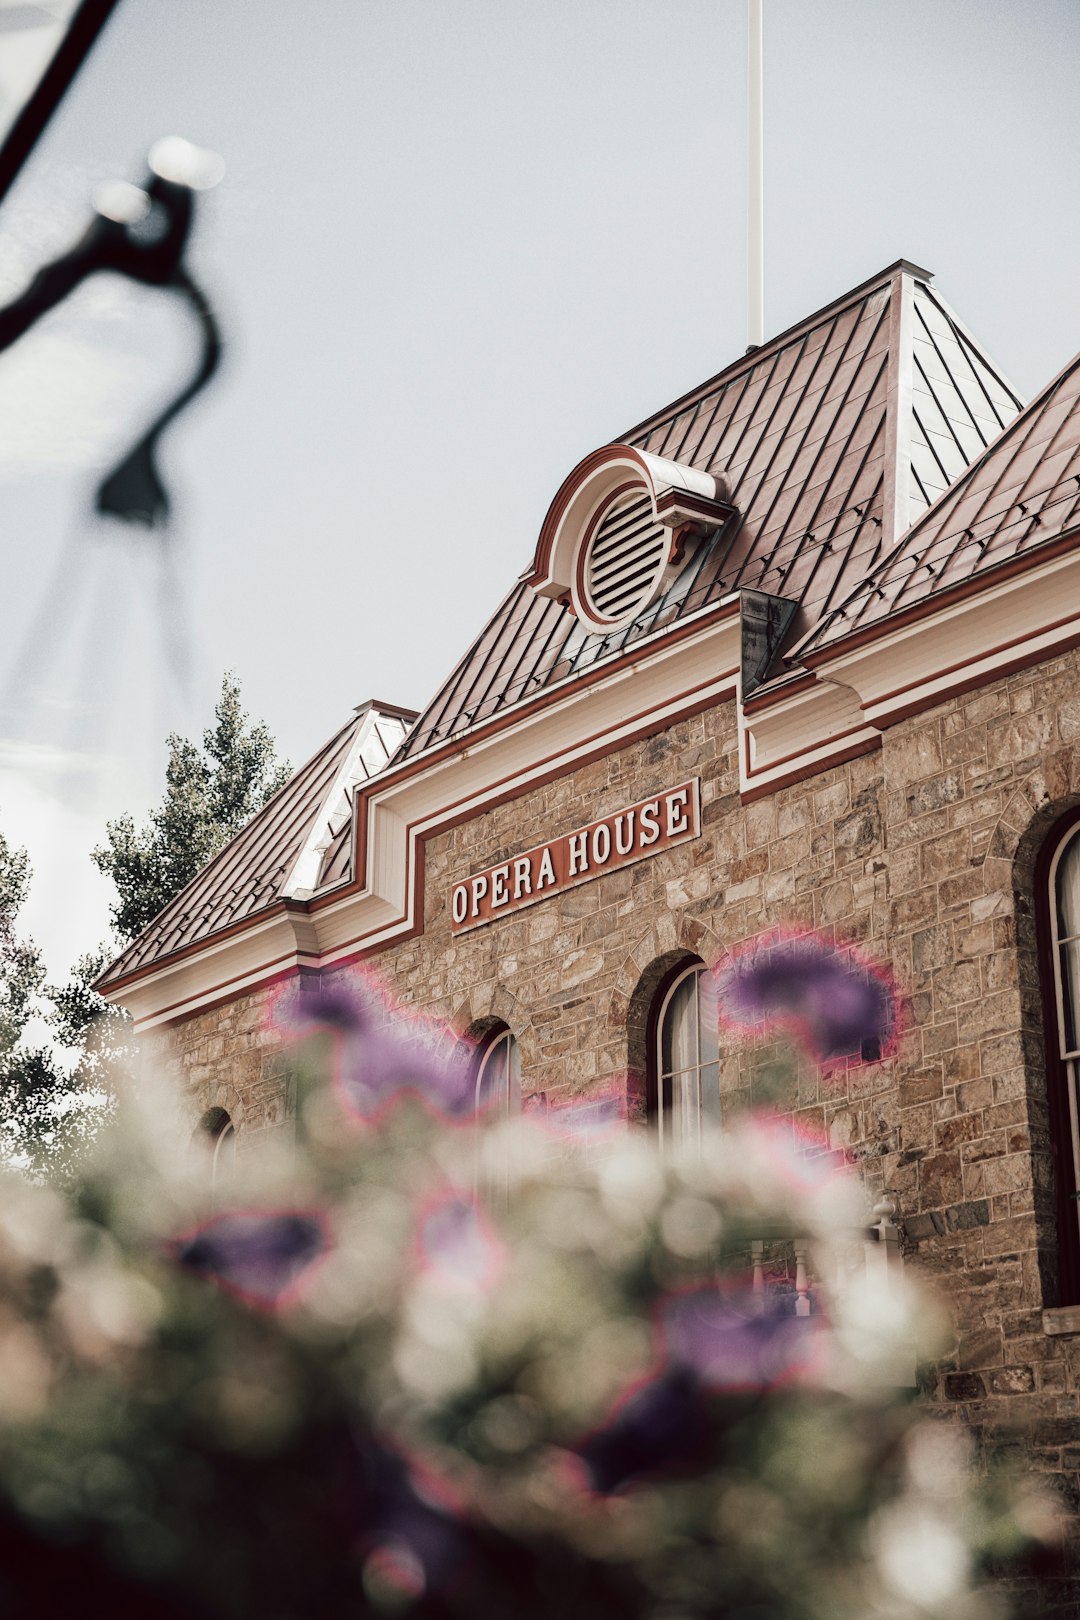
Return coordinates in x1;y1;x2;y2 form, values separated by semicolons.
747;0;764;349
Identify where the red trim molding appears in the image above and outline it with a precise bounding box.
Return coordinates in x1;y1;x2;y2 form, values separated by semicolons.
526;446;652;590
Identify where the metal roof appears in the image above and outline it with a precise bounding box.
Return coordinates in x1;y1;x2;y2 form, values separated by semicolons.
394;262;1020;763
96;702;414;990
98;262;1026;990
799;346;1080;657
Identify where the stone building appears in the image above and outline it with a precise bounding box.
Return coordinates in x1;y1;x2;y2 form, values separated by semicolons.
99;259;1080;1530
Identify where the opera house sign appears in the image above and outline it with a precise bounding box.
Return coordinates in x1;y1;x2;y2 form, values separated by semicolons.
451;781;700;934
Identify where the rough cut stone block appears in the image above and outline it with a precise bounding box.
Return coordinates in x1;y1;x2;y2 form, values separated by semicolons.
944;1372;986;1401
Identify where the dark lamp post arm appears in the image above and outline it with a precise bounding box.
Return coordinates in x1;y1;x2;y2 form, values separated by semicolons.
0;143;223;527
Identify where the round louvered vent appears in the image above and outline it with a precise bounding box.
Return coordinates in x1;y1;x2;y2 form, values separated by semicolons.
580;490;671;629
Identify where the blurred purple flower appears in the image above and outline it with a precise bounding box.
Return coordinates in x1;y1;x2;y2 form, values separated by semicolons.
279;977;474;1121
659;1288;820;1390
575;1367;708;1495
417;1191;503;1290
715;931;896;1063
174;1209;329;1308
356;1434;471;1601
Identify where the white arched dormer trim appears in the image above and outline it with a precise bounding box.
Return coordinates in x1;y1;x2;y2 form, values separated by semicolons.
524;444;732;634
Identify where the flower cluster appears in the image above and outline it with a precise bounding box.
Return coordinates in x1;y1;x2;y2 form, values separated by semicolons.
716;927;898;1063
0;941;1049;1618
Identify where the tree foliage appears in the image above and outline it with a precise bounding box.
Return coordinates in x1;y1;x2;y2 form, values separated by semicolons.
93;672;291;945
0;827;104;1182
0;674;290;1183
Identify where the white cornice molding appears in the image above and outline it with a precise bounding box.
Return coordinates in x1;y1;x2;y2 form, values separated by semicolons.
738;674;879;799
810;541;1080;728
113;608;742;1030
115;909;321;1030
108;540;1080;1032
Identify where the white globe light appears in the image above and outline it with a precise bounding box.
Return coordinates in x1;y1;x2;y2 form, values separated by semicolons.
148;137;226;191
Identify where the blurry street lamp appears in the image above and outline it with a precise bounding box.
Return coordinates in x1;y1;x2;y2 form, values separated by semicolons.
0;137;224;526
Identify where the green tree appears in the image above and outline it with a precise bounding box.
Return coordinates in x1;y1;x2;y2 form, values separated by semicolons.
93;672;292;945
0;675;291;1180
0;825;101;1181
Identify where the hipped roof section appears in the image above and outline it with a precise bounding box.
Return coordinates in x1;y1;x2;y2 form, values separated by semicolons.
96;702;415;991
799;345;1080;658
394;260;1021;762
97;261;1026;992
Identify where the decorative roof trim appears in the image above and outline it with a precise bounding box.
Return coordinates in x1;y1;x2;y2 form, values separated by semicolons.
94;701;415;993
102;531;1080;1026
280;703;415;899
523;443;732;628
882;264;916;548
801;521;1080;675
793;340;1076;663
101;611;744;1026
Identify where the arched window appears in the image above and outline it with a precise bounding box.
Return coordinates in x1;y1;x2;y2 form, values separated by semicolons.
195;1107;236;1191
649;959;720;1151
1038;814;1080;1301
473;1024;520;1119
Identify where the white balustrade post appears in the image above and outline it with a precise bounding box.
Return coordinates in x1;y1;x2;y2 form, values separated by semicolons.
793;1239;811;1317
864;1197;916;1387
865;1197;904;1282
751;1239;765;1311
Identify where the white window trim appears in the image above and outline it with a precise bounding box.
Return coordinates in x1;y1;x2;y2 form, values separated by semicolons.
655;960;715;1154
1046;822;1080;1261
474;1026;521;1119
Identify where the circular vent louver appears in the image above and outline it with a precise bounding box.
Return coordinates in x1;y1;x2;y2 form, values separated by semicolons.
581;490;671;629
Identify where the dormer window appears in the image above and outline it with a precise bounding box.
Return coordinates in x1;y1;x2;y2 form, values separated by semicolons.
525;444;733;636
580;488;672;630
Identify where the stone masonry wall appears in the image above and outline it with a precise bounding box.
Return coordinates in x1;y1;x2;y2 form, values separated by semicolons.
151;641;1080;1581
143;980;293;1158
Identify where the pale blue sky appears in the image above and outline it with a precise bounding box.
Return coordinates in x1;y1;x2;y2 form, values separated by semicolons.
1;0;1078;975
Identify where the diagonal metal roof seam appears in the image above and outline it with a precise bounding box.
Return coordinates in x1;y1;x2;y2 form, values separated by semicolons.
396;264;1019;764
96;708;388;989
799;450;1080;655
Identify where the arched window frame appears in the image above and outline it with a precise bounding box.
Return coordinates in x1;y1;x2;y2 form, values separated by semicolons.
472;1023;521;1120
1036;809;1080;1302
646;957;720;1152
194;1107;236;1195
212;1117;236;1184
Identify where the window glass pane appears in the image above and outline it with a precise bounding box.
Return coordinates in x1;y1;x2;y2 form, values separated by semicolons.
698;971;719;1070
657;964;723;1147
506;1033;521;1111
699;1060;721;1127
672;1067;700;1147
661;973;698;1078
476;1034;505;1109
212;1121;236;1188
1058;836;1080;941
476;1030;519;1116
1061;940;1080;1056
